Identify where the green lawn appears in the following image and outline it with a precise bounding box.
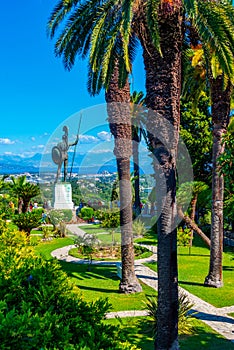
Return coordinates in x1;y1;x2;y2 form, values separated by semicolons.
34;237;74;260
134;229;158;246
105;317;234;350
144;235;234;308
178;237;234;308
32;235;234;348
77;224;109;234
59;261;156;312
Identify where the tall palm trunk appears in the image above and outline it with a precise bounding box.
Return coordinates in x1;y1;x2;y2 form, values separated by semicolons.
132;127;141;217
204;76;232;288
137;2;183;348
105;64;142;294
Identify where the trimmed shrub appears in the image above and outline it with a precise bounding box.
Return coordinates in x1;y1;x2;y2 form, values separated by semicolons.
80;206;94;221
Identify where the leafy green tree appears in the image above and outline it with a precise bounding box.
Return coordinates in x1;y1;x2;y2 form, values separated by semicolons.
180;97;212;182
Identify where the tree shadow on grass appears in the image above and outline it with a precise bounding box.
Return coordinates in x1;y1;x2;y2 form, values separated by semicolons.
178;253;210;257
77;285;120;294
179;280;205;287
112;316;234;350
223;265;234;271
59;260;119;280
194;311;234;325
179;325;234;350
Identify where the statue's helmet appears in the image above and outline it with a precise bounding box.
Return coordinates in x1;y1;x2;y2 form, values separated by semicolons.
63;125;68;134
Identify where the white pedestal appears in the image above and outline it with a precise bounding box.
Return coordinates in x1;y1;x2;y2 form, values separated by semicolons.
53;183;74;209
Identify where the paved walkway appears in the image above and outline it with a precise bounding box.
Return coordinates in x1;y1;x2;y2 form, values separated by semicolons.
52;224;234;343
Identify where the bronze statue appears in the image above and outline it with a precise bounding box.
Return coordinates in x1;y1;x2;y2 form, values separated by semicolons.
52;126;78;183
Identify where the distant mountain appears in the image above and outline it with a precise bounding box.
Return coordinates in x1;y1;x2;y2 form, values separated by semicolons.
0;153;42;174
0;152;118;175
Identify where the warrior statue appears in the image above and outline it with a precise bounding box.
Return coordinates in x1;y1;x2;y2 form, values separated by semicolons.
52;126;78;183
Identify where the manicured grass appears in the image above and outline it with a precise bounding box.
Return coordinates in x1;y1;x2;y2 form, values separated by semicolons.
178;236;234;308
229;313;234;318
77;224;109;234
34;237;74;260
97;232;121;244
59;261;156;312
105;317;234;350
134;229;158;246
144;235;234;308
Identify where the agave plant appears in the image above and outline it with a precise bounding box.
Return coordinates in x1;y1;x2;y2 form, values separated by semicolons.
145;290;196;337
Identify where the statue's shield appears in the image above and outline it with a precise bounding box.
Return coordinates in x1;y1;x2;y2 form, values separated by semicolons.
52;146;62;165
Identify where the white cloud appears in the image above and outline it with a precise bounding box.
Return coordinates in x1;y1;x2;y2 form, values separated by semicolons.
32;144;45;150
4;151;14;155
97;131;112;142
0;138;15;145
31;137;36;142
79;134;99;143
87;149;112;154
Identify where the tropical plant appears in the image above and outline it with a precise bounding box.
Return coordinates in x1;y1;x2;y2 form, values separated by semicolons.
132;219;147;237
145;290;196;337
13;211;42;236
10;176;40;213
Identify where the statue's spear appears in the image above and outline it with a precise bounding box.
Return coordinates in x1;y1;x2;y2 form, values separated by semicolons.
69;113;82;181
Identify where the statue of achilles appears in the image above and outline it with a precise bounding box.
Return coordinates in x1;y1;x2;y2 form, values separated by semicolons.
52;126;78;183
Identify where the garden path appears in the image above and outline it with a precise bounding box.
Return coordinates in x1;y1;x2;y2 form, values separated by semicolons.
52;224;234;343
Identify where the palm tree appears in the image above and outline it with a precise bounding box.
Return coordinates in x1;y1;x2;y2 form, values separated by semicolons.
205;75;233;288
48;0;234;345
135;2;183;346
10;176;40;213
105;64;142;293
180;6;234;286
10;175;27;213
48;3;142;294
130;90;145;217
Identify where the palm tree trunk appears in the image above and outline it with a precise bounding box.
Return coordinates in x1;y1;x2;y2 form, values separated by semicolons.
178;207;211;248
204;76;232;288
132;130;141;217
136;2;183;348
105;63;142;294
189;193;198;252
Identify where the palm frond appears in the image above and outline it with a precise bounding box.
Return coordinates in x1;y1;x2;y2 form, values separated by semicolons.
146;0;161;55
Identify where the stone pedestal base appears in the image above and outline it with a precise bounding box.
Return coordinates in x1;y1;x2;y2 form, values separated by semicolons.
53;183;74;209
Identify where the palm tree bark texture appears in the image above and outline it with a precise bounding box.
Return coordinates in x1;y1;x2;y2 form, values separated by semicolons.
204;76;233;288
105;63;142;294
136;1;183;348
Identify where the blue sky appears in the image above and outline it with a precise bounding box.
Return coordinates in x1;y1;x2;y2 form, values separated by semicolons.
0;0;145;159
